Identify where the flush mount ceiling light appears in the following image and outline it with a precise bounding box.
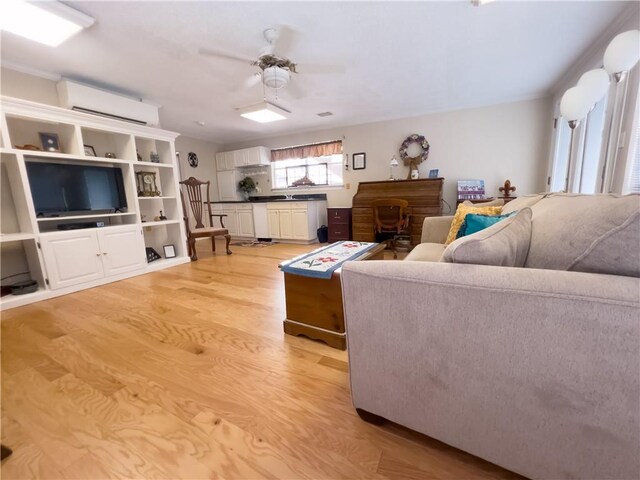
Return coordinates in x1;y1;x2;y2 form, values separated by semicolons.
471;0;496;6
0;0;95;47
237;101;290;123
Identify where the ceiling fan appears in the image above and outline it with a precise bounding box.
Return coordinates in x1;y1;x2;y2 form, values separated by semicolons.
198;26;344;98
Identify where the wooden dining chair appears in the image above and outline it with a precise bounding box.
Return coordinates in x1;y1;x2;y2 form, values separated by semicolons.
372;198;411;259
179;177;232;261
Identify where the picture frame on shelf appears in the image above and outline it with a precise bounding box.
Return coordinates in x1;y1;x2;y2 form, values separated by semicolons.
428;169;439;178
39;132;60;152
353;152;366;170
84;145;97;156
163;244;176;259
145;247;162;263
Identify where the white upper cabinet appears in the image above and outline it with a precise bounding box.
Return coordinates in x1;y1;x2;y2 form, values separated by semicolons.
216;147;271;170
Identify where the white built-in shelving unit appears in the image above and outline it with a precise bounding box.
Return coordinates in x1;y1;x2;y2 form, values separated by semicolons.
0;96;189;311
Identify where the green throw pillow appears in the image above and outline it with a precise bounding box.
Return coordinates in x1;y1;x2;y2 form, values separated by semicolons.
457;211;517;239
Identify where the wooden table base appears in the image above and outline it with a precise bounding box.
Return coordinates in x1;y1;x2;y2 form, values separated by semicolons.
283;319;347;350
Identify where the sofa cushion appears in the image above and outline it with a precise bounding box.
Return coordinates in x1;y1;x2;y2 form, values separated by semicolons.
442;208;532;267
404;243;446;262
445;204;503;245
463;198;505;208
568;211;640;277
501;194;546;214
457;212;516;238
525;193;640;276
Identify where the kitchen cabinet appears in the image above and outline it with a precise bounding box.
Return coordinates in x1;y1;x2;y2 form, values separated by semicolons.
233;147;270;167
40;226;145;290
268;210;281;238
216;147;271;170
266;201;327;242
292;209;309;240
217;170;240;202
237;209;254;237
212;203;254;237
215;151;236;171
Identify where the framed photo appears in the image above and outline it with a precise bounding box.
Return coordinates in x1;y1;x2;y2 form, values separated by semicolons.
163;244;176;258
84;145;97;156
353;152;366;170
39;132;60;152
428;169;439;178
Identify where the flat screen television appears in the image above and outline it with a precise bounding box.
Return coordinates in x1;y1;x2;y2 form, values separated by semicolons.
26;162;127;217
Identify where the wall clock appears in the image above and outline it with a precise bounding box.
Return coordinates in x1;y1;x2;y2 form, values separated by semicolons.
188;152;199;168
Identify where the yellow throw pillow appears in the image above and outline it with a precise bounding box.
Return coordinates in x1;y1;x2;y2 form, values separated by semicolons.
445;204;503;245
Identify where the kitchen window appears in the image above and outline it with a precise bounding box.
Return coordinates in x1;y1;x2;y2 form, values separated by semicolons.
271;140;343;189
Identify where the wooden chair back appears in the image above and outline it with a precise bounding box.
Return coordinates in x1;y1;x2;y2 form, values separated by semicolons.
179;177;212;231
371;198;410;234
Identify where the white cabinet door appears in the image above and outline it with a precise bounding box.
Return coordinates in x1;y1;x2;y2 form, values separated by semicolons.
237;210;254;237
40;231;104;289
278;209;292;239
215;153;226;171
223;209;239;236
257;146;271;165
224;152;235;170
217;171;238;201
234;149;248;167
245;148;260;166
268;210;280;238
292;209;310;240
98;227;146;277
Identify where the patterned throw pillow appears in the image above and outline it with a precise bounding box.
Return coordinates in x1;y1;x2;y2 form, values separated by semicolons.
445;204;503;245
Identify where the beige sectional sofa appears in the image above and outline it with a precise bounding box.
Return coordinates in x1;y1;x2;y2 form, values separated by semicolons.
341;193;640;480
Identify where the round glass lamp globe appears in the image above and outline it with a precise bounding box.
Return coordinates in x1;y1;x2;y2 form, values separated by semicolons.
578;69;610;104
560;86;592;122
604;30;640;74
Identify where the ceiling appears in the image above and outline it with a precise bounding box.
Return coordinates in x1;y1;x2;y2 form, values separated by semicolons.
0;1;635;143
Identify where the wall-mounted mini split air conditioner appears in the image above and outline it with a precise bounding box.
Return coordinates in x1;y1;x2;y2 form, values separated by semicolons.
56;80;160;126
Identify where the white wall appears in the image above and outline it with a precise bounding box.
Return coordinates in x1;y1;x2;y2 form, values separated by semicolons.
224;97;553;210
0;67;59;106
175;136;222;201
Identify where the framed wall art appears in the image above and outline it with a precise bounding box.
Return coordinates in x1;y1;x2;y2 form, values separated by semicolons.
352;152;366;170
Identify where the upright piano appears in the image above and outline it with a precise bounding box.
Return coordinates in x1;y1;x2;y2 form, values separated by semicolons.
351;178;444;246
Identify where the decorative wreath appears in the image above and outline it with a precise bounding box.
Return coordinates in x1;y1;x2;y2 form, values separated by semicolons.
399;134;430;163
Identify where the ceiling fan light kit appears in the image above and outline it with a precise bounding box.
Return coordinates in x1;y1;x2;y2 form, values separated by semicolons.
238;101;290;123
262;66;291;89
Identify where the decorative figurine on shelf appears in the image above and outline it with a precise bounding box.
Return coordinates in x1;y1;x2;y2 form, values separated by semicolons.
105;152;116;159
141;215;147;223
499;179;517;198
136;151;142;161
150;152;160;163
159;210;167;221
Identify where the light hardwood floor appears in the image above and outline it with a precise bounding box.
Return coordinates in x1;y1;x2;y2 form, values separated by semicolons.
1;239;521;479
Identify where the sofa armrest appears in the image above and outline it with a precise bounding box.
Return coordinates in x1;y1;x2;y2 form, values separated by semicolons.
341;260;639;480
421;216;453;244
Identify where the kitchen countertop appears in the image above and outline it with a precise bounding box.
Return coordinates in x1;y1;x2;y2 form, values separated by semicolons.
209;194;328;204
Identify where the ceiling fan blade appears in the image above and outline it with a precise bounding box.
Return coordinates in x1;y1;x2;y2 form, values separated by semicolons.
270;25;296;56
297;63;346;75
198;47;254;65
245;73;262;89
